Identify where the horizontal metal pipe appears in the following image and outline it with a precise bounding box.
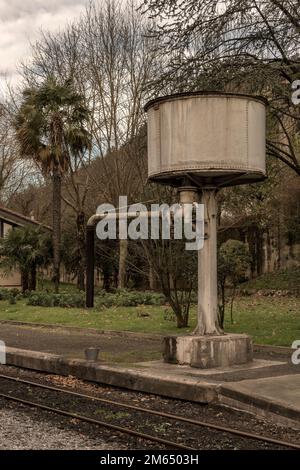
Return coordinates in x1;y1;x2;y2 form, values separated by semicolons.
87;205;201;227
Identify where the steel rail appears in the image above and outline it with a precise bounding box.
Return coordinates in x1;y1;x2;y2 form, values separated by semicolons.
0;373;298;450
0;391;194;451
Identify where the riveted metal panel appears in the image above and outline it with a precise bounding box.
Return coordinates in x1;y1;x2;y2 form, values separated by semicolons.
145;92;266;186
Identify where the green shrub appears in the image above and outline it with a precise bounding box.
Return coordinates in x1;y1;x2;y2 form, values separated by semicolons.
27;293;54;307
95;289;166;309
0;288;9;301
9;295;16;305
0;288;18;301
27;292;85;308
57;294;85;308
25;289;168;309
95;295;115;308
10;288;21;298
22;290;31;298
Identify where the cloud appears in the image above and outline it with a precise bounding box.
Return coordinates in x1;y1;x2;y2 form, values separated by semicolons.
0;0;86;22
0;0;87;91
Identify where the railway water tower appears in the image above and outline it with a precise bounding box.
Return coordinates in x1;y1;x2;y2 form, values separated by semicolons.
145;91;267;368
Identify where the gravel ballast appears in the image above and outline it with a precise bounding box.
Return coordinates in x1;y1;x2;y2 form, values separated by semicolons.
0;364;299;450
0;401;127;450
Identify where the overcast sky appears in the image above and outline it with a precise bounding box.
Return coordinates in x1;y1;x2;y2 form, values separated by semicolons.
0;0;87;93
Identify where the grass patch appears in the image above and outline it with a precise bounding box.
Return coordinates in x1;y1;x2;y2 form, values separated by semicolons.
240;267;300;293
36;279;79;293
0;295;299;346
225;296;300;346
94;410;131;420
0;298;193;335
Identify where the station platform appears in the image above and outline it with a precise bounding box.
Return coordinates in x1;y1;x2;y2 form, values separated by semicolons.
0;320;299;428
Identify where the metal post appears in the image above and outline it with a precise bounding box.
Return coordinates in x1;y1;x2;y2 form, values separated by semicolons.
196;187;223;335
84;211;153;308
86;226;95;308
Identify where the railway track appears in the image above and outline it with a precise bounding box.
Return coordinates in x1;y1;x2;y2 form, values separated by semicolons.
0;372;298;450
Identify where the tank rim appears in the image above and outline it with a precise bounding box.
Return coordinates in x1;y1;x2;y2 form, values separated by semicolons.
144;90;268;112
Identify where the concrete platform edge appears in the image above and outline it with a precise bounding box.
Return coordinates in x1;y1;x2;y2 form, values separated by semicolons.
219;383;300;424
4;346;300;428
219;389;300;429
5;347;217;404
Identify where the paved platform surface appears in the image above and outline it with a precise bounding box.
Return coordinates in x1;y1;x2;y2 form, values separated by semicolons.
0;322;162;362
220;374;300;423
0;321;300;427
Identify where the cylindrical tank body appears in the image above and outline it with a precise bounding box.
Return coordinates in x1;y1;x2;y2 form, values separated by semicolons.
145;92;267;187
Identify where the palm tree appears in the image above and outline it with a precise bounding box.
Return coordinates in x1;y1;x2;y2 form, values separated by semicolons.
0;225;52;293
15;77;91;292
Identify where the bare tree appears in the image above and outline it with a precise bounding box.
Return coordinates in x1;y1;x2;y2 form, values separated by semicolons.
0;103;32;203
61;147;94;290
81;0;156;287
21;0;157;288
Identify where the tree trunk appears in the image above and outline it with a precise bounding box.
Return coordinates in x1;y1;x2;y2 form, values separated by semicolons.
230;286;236;324
167;295;189;328
176;310;188;328
247;226;257;278
103;270;110;291
218;281;226;329
118;239;128;289
29;265;37;291
21;270;29;293
149;263;157;290
77;212;86;291
256;228;264;276
52;169;61;293
266;230;272;273
277;209;282;270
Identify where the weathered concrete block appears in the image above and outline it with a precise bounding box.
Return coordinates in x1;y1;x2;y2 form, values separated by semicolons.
163;333;253;368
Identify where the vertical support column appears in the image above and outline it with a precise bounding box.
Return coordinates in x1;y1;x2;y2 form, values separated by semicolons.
86;226;95;308
196;188;222;335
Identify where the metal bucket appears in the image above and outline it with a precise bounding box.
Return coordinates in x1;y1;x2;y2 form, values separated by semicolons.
84;347;100;361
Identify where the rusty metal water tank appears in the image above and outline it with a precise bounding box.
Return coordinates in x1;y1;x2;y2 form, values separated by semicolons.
144;92;267;187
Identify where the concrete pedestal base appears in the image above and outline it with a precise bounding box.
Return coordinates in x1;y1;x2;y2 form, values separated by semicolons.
163;333;253;369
